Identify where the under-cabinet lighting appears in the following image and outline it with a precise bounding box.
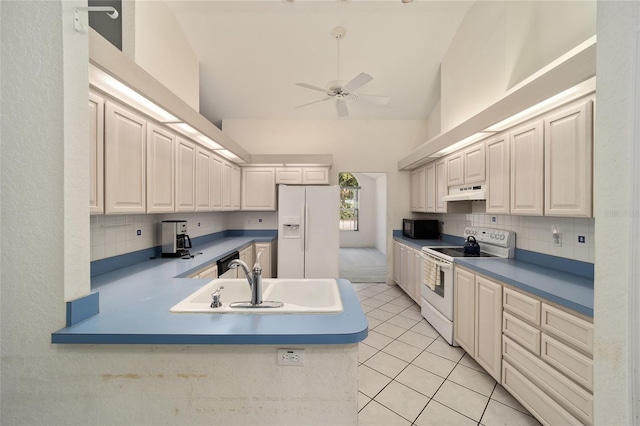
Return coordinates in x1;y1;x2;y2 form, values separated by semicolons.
218;150;241;161
485;77;596;133
89;65;177;123
89;64;243;159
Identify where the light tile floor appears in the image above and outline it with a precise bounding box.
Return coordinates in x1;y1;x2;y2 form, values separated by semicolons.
354;282;541;426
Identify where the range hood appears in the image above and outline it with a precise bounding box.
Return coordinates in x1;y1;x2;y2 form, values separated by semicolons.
442;185;487;201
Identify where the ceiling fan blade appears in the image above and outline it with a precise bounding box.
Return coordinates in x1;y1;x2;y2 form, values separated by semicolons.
295;83;329;94
342;72;373;93
356;94;390;106
295;98;330;109
336;99;349;117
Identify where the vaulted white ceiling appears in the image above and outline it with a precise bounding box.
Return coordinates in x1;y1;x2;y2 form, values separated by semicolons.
165;0;473;124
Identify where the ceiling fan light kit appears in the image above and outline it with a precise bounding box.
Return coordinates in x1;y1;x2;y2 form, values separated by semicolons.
294;26;390;117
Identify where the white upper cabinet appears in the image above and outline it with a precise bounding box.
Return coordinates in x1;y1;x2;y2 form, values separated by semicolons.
146;123;176;213
410;166;427;212
89;92;104;215
464;143;486;184
510;120;544;216
302;167;330;184
175;137;196;212
485;134;510;214
425;162;436;213
241;167;276;211
544;99;593;217
446;152;464;187
195;147;212;211
275;166;330;184
104;101;147;214
435;159;448;213
223;161;241;211
210;154;224;211
447;142;485;187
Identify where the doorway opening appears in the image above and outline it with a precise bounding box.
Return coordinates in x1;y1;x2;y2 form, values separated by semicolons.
338;172;387;283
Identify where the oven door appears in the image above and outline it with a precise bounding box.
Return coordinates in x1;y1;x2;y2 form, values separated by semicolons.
421;254;454;321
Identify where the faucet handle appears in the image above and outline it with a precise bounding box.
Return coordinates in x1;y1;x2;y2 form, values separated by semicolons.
210;285;224;308
253;250;263;270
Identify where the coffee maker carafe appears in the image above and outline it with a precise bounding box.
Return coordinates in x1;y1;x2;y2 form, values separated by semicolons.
161;220;192;257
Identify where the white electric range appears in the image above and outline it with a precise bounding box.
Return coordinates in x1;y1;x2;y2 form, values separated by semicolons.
420;227;516;346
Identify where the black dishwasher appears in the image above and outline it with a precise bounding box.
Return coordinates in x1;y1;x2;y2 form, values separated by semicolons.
217;251;239;278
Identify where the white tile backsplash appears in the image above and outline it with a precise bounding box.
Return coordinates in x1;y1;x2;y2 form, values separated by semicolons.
413;206;595;263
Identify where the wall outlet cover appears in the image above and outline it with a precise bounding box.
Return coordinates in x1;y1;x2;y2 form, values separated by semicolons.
277;349;304;366
578;236;586;243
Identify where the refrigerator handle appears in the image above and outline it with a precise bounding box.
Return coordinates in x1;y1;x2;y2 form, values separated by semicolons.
305;204;310;251
301;204;305;252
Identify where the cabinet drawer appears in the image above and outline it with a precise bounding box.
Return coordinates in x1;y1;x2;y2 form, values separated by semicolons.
503;360;584;426
503;312;541;355
541;304;593;355
503;287;541;325
541;334;593;391
503;337;593;425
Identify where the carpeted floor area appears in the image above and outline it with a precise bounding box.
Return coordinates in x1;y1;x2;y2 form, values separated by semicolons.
339;248;387;283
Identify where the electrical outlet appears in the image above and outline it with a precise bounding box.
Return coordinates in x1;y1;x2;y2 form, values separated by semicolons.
552;226;562;247
491;216;497;223
578;235;586;243
247;219;252;225
198;222;201;227
136;230;141;236
258;218;263;223
277;349;304;366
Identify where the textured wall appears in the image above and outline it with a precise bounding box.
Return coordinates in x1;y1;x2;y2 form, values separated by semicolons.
593;1;640;423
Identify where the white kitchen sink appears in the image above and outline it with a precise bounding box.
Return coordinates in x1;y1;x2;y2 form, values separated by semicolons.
170;278;343;314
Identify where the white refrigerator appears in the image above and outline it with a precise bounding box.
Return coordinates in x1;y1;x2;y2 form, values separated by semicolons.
277;185;340;278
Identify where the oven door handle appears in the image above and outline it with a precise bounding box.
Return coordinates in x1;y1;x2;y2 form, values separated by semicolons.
422;256;453;270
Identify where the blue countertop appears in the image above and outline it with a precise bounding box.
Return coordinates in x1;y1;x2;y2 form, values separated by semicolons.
52;235;369;345
456;258;593;317
393;233;593;318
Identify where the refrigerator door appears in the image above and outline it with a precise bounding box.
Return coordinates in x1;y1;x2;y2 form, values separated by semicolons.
304;186;339;278
277;185;305;278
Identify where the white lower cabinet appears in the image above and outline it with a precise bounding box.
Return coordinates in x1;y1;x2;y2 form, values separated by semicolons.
393;240;422;304
89;92;105;214
237;245;254;279
502;286;594;426
254;242;275;279
190;263;218;279
453;267;502;382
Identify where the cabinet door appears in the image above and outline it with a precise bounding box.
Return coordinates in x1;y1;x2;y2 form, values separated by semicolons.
104;101;146;214
464;142;486;184
486;134;510;214
412;248;423;302
399;244;408;294
475;275;503;382
231;165;241;210
454;268;475;354
146;123;176;213
222;160;233;211
254;242;272;279
510;120;544;216
544;100;593;217
425;162;436;212
210;154;223;211
410;166;426;212
446;152;464;187
198;264;218;280
393;241;401;285
435;159;448;213
302;167;330;184
195;148;212;211
175;137;196;212
241;167;276;211
89;93;104;214
275;167;302;184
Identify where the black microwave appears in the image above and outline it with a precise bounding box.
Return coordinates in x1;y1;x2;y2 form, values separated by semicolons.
403;219;439;240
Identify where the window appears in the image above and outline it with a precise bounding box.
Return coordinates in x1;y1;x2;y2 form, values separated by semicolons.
339;172;359;231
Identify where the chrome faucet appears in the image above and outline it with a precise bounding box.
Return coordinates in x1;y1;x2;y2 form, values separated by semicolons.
229;251;263;305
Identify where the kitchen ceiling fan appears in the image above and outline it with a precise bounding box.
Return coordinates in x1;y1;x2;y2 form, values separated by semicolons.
294;27;390;118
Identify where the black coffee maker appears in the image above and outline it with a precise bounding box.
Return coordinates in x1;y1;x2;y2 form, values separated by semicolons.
161;220;192;257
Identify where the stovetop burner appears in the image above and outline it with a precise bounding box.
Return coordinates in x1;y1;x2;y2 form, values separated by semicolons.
428;247;498;258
